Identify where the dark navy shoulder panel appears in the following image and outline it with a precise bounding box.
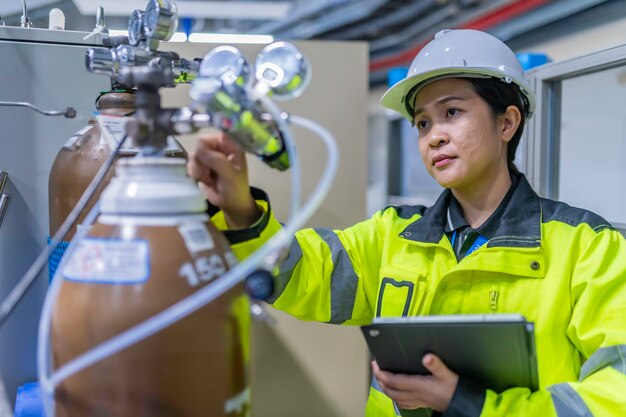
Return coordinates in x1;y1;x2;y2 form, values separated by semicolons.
382;204;427;220
540;198;615;233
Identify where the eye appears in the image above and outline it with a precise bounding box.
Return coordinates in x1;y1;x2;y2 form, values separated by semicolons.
416;119;430;130
446;108;460;117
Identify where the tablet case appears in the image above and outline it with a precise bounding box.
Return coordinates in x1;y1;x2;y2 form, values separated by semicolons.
362;314;538;410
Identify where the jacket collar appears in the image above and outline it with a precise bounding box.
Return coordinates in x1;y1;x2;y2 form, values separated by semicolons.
400;174;541;248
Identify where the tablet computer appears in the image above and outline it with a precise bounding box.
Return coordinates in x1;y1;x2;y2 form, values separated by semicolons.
361;314;538;393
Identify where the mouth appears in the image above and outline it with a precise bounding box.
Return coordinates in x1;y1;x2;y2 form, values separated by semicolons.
432;155;455;168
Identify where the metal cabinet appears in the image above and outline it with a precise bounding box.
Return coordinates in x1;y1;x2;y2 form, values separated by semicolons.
0;26;108;405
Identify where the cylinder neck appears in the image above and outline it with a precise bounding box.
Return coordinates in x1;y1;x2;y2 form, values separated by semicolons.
100;157;207;215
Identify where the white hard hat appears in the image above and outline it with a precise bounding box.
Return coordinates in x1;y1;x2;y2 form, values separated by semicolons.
381;29;535;122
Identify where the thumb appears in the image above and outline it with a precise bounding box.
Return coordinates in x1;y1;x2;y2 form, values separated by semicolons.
422;354;453;378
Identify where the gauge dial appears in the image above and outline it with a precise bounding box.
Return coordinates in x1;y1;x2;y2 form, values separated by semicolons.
255;42;311;100
143;0;178;42
199;46;250;88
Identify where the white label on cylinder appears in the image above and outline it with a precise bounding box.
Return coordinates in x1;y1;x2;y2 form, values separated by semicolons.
62;126;93;148
178;223;215;253
63;237;150;284
95;114;183;153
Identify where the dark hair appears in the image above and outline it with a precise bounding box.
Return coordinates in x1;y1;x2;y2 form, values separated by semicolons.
467;78;528;176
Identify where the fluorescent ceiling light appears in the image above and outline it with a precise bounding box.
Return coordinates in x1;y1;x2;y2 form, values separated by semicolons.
168;32;188;42
107;31;270;44
188;33;273;44
72;1;291;20
108;29;188;42
107;29;129;36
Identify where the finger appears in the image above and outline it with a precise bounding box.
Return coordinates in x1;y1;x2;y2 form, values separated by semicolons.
372;361;426;391
187;155;216;187
382;372;429;392
198;182;220;205
378;380;427;408
227;153;245;172
422;354;455;379
196;133;223;153
194;147;237;179
198;131;242;158
371;361;394;386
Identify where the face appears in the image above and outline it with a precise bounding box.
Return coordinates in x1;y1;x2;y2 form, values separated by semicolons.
413;78;512;191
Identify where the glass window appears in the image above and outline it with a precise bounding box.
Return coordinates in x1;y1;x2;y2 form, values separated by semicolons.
558;66;626;227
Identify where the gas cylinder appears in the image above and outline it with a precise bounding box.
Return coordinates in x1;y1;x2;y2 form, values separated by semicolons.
48;90;187;278
51;157;250;417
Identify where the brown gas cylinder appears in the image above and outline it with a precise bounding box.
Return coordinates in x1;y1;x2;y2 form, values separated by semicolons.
48;91;187;240
51;157;250;417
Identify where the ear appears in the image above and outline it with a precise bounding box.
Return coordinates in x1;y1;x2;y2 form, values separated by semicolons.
498;105;522;143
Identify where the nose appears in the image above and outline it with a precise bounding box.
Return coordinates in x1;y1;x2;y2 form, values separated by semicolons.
426;126;449;148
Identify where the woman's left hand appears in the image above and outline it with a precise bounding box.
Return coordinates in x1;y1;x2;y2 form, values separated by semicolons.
372;354;459;412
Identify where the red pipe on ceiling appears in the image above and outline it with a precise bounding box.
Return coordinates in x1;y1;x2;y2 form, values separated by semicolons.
369;0;551;72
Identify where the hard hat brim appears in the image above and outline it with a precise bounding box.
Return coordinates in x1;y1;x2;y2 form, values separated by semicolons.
381;68;535;122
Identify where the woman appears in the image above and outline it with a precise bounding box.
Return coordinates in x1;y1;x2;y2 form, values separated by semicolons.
188;29;626;417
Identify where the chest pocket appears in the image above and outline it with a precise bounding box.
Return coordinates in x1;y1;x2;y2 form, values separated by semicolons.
376;277;415;317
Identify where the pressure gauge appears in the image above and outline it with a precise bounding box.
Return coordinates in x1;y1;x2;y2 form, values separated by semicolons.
128;10;145;46
198;46;250;88
191;46;250;103
143;0;178;42
255;42;311;100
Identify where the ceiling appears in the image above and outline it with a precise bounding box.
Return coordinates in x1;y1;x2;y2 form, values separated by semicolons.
1;0;624;84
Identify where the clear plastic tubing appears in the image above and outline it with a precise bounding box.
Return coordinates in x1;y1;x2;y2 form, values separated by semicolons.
38;115;339;407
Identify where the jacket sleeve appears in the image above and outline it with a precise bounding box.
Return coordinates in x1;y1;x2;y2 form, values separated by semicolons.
210;188;385;326
475;228;626;417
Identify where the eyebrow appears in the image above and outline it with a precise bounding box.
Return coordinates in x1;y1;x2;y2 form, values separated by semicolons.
413;96;467;118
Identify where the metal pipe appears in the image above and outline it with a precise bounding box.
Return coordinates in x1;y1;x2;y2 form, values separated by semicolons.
0;195;9;232
0;172;7;195
20;0;31;28
251;0;349;34
369;0;549;71
490;0;608;41
279;0;389;39
0;101;75;118
330;0;437;40
0;171;9;232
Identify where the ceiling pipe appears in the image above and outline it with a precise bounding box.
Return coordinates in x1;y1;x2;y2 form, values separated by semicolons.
251;0;349;34
328;0;438;41
277;0;390;39
370;0;551;73
490;0;608;41
370;0;518;55
369;4;457;53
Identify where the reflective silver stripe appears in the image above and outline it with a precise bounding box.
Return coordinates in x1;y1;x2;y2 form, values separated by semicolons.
580;344;626;381
266;238;303;303
548;383;593;417
315;228;359;324
370;377;401;416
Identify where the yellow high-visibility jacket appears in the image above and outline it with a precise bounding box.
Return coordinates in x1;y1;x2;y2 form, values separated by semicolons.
212;176;626;417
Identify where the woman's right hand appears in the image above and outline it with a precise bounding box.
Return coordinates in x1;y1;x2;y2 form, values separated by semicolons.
187;132;261;230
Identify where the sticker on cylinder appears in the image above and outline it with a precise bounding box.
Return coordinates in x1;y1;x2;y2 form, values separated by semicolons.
178;223;215;253
62;126;93;148
95;114;183;153
63;237;150;284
